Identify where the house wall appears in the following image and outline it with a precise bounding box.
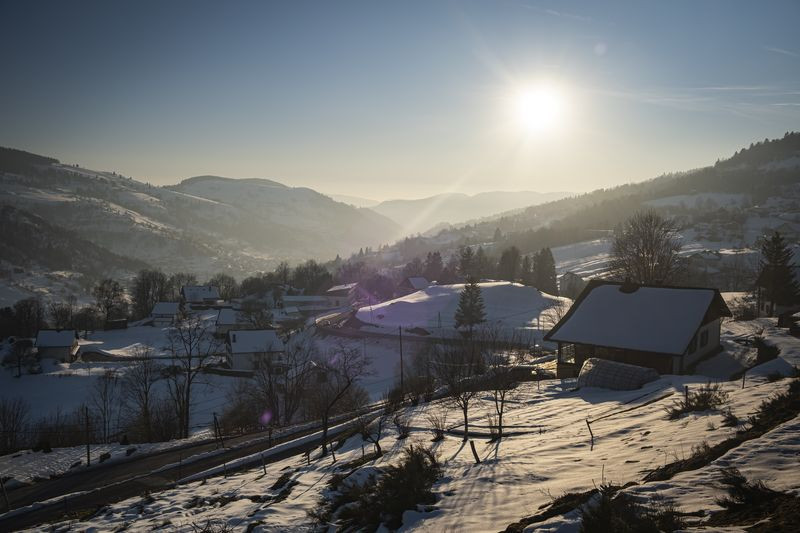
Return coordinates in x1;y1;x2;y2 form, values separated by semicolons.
38;346;72;361
228;351;285;371
682;317;722;370
556;342;675;377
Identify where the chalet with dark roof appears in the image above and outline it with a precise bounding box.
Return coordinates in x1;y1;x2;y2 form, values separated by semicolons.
544;280;731;377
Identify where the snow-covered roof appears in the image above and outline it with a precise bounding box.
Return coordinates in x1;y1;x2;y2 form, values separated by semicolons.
281;306;300;315
404;276;430;290
181;285;220;302
326;282;358;294
35;330;76;348
283;295;329;303
227;329;284;354
216;308;245;326
151;302;179;316
545;281;731;355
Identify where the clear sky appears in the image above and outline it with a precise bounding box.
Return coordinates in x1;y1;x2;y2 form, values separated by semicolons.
1;1;799;200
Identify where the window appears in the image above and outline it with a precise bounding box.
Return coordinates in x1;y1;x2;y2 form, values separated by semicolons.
700;329;709;348
560;343;576;364
688;335;697;354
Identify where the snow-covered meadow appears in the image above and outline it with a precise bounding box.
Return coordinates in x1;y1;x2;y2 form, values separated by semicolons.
24;319;800;532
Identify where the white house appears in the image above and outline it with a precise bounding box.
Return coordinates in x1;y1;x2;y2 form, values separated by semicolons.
325;282;359;308
151;302;180;326
35;329;79;362
181;285;221;305
282;295;334;313
215;308;249;336
226;329;285;371
395;276;430;297
545;280;732;378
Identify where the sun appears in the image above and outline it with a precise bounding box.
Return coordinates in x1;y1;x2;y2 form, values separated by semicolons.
513;83;565;135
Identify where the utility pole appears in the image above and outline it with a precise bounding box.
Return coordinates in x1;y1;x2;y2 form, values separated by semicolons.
213;412;225;448
398;326;404;398
84;405;91;466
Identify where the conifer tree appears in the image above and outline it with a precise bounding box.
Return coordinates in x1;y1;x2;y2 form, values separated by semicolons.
454;278;486;337
533;248;558;295
759;231;800;315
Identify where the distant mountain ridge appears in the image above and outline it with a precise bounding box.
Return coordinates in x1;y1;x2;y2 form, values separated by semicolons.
0;153;400;279
371;190;571;235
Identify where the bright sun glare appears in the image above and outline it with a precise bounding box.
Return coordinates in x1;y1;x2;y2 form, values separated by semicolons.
514;83;565;135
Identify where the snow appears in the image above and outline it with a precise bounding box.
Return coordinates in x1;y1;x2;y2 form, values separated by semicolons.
547;283;721;355
151;301;179;316
17;319;800;532
355;281;566;336
35;330;76;348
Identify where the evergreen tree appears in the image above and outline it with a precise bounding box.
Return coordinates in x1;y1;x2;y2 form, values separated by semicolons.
474;246;493;279
759;231;800;315
497;246;521;282
423;251;443;281
454;278;486;337
533;248;558;295
458;246;474;279
520;255;534;286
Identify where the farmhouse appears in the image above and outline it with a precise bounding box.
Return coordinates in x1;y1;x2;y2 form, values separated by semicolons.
225;329;285;371
181;285;221;305
325;282;358;308
215;308;249;336
151;302;180;326
544;280;731;377
35;329;79;362
395;276;430;297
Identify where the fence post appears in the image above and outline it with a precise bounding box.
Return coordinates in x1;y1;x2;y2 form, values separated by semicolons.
85;405;91;466
1;476;9;513
585;419;594;451
469;440;481;464
684;385;689;403
741;370;746;389
261;453;266;475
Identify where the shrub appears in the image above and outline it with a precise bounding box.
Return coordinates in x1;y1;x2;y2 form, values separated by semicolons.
393;413;410;439
579;483;684;532
753;336;780;364
767;371;784;383
316;445;442;531
666;382;729;419
427;408;448;442
721;408;739;428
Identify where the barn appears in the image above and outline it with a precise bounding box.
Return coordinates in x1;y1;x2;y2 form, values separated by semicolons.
544;280;732;377
35;329;79;362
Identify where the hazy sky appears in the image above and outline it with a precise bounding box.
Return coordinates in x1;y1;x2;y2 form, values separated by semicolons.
1;1;799;200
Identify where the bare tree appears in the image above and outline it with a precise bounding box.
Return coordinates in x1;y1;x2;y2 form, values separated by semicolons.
251;336;315;427
48;295;77;329
610;210;682;284
92;370;119;443
93;278;126;322
240;300;274;329
357;412;386;456
0;397;30;454
540;299;571;330
165;316;221;438
121;345;161;441
480;328;520;441
306;343;371;455
432;339;481;441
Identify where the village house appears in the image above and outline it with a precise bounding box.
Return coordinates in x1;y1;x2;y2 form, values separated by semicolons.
215;308;250;337
150;301;180;326
558;272;587;300
180;285;221;305
225;329;285;371
545;280;731;377
35;329;79;362
324;282;358;308
395;276;430;297
282;294;334;313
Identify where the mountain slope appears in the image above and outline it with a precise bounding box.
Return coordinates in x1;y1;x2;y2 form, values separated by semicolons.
0;153;400;279
372;190;571;235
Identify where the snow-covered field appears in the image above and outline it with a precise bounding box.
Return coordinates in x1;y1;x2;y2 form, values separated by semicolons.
355;282;568;339
24;319;800;532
